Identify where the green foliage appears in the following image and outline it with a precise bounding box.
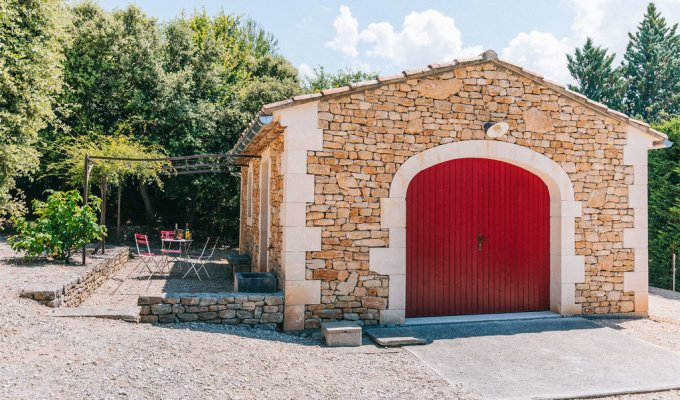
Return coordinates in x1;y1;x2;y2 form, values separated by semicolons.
648;118;680;289
621;3;680;122
50;135;169;189
302;66;378;92
9;190;106;262
0;0;68;226
566;38;624;110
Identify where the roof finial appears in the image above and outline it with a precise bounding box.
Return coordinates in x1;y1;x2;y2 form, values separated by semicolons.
480;50;498;61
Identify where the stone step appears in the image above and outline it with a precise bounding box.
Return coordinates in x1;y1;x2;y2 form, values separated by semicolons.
364;328;427;347
50;306;141;323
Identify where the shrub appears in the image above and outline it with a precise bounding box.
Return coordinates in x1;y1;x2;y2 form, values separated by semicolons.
8;190;106;263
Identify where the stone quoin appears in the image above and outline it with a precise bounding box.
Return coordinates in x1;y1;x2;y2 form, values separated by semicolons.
231;50;668;331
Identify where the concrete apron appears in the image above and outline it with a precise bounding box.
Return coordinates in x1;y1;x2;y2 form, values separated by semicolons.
389;317;680;400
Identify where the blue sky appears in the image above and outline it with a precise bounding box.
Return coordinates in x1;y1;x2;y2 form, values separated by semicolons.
99;0;680;83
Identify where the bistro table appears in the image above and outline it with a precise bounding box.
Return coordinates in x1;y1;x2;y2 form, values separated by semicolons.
160;238;193;273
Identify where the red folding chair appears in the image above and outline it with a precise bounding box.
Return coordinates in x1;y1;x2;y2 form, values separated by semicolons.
160;230;182;273
134;234;163;280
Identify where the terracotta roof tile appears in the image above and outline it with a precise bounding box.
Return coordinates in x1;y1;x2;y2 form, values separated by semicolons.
292;92;323;101
349;79;379;89
378;72;406;82
321;86;351;96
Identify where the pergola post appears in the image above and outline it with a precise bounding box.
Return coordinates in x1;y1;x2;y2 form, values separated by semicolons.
82;154;90;265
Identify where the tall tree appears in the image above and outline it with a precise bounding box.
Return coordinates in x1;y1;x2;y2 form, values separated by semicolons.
621;2;680;122
648;118;680;289
0;0;67;225
566;38;624;110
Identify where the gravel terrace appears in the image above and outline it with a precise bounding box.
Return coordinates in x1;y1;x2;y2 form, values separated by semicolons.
1;239;680;399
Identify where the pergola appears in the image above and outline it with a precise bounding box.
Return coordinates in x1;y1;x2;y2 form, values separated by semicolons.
81;152;258;264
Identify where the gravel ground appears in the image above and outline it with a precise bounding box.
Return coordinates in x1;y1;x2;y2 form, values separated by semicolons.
0;240;473;400
3;239;680;399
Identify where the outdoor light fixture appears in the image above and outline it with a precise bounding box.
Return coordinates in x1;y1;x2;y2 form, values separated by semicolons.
484;121;509;138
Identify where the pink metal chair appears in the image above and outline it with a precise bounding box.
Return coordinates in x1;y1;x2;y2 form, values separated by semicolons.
182;237;219;280
160;230;182;273
134;234;163;280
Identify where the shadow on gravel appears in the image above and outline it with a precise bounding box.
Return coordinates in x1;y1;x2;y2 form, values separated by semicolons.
157;322;325;347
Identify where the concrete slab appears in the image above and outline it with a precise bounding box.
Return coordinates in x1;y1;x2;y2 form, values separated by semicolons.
405;310;560;326
397;317;680;400
51;306;141;323
364;328;426;347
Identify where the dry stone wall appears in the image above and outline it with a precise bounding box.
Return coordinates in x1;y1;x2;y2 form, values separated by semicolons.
138;293;284;329
20;247;129;308
303;61;636;328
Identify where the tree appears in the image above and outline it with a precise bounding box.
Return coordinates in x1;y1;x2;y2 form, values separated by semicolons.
50;135;169;244
566;38;624;110
9;190;106;263
621;2;680;122
302;66;378;92
0;0;68;226
648;118;680;289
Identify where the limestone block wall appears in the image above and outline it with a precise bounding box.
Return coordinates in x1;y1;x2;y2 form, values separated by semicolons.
300;61;642;327
239;137;285;285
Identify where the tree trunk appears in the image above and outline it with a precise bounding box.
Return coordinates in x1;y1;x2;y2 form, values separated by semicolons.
116;185;122;243
139;181;155;233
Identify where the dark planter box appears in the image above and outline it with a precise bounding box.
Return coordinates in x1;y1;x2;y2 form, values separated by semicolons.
234;272;277;293
226;253;252;265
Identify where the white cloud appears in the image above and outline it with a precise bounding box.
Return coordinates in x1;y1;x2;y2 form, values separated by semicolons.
324;5;359;58
323;2;680;85
568;0;680;53
360;10;482;65
325;6;482;71
297;62;314;78
501;31;573;83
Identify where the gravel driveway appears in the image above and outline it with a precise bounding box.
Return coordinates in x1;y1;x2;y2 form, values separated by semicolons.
2;240;680;399
0;242;470;400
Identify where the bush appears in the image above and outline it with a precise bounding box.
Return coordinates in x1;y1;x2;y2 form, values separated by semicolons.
8;190;106;263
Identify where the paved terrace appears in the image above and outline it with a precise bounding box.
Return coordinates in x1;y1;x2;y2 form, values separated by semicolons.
80;249;237;308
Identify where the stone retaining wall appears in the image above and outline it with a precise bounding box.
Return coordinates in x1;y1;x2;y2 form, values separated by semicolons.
20;247;129;307
138;293;285;329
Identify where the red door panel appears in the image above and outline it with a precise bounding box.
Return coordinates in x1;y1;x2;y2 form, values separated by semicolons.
405;158;550;318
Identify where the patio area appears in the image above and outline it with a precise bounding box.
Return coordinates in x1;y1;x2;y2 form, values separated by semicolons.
80;249;238;309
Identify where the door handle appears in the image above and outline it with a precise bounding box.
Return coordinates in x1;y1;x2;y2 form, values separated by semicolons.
477;234;486;251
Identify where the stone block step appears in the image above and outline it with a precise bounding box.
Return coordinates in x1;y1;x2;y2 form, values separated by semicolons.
321;321;362;347
50;306;141;323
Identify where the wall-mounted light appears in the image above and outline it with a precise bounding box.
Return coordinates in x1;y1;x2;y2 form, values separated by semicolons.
484;121;509;138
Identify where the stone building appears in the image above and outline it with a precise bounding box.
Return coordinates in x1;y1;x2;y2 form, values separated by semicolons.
231;50;669;332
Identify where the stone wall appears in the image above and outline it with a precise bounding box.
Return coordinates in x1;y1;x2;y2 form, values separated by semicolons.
301;61;637;328
20;247;129;307
138;293;284;329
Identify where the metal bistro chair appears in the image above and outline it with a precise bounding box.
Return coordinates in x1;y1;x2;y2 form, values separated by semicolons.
182;237;219;281
160;230;183;274
134;234;163;280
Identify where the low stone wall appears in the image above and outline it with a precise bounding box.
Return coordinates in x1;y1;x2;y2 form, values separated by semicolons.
138;292;285;329
20;247;129;307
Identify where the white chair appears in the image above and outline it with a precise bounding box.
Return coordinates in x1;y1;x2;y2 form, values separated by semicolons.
182;237;218;280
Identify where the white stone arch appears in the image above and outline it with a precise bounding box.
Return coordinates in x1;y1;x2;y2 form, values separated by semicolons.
371;140;584;325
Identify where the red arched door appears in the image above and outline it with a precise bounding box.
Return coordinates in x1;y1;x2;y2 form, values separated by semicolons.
406;158;549;318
